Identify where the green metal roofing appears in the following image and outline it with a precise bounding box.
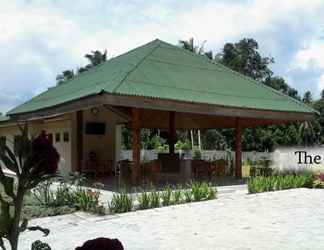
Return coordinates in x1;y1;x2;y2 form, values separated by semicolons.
8;39;316;115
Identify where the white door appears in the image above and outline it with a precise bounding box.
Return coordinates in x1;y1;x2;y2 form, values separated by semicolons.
48;129;72;176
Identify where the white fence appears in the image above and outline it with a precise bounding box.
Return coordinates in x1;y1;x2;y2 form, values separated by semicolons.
120;150;273;162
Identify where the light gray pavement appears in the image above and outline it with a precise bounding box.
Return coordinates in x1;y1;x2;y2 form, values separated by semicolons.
19;188;324;250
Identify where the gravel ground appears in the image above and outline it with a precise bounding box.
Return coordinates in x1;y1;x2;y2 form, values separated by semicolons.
18;188;324;250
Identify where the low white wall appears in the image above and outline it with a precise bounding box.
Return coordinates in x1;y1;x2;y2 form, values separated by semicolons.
120;150;273;162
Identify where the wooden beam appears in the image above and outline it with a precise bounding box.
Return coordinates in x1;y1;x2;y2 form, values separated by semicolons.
132;107;141;184
76;110;83;172
169;111;176;155
235;118;242;179
10;93;315;123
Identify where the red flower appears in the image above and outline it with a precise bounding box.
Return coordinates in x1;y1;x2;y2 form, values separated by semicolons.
75;238;124;250
31;131;60;176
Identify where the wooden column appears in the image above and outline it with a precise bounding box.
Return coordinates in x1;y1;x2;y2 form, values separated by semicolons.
169;111;176;155
235;118;242;179
132;108;141;184
76;110;83;172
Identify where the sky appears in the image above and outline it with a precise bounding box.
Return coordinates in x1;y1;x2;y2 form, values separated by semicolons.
1;0;324;113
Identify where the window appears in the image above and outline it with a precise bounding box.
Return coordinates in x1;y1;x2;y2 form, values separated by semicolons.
55;133;61;142
0;136;6;147
63;132;69;142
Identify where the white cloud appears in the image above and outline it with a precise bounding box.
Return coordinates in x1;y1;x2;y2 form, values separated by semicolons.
293;40;324;70
318;74;324;91
0;0;324;111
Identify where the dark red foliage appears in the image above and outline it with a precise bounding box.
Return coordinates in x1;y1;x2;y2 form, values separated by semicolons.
75;238;124;250
319;173;324;182
31;131;60;176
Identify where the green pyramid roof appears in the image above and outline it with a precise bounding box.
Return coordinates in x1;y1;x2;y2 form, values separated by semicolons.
8;39;315;116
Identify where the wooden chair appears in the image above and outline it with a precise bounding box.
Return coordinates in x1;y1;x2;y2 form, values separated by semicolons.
209;159;226;177
192;160;210;179
97;160;113;176
142;160;161;183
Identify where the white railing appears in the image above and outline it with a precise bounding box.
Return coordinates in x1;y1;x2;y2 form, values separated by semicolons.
120;150;273;162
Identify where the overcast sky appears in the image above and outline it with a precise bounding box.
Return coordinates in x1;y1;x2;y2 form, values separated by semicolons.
1;0;324;113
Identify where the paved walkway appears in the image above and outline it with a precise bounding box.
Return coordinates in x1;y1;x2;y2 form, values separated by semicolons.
19;188;324;250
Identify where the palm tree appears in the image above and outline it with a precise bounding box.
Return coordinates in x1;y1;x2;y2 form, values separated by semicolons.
85;50;107;67
179;38;213;59
179;38;215;149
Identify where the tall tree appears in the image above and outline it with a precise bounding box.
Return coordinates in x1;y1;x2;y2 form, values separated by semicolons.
264;76;300;100
218;38;274;81
302;91;313;104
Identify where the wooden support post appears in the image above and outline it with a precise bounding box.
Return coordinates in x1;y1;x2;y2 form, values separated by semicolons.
132;108;141;184
76;110;83;172
235;118;242;179
169;111;176;155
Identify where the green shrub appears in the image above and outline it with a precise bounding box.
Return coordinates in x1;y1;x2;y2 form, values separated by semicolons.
161;185;172;206
172;185;183;204
32;181;56;207
191;181;207;201
109;191;133;214
73;188;101;213
248;174;314;194
190;181;217;201
53;183;74;207
207;184;217;200
137;190;151;210
183;188;193;202
149;189;160;208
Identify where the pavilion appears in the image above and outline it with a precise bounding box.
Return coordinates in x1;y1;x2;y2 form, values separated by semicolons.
4;39;316;183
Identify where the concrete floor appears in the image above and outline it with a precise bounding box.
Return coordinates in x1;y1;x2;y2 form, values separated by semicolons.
18;188;324;250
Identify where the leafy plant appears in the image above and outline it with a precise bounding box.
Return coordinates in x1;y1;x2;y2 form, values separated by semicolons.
109;191;133;214
73;189;101;213
32;181;55;207
161;185;172;206
172;185;183;204
137;189;150;210
248;174;315;194
190;181;216;201
0;127;59;250
206;184;217;200
149;189;160;208
183;188;193;202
